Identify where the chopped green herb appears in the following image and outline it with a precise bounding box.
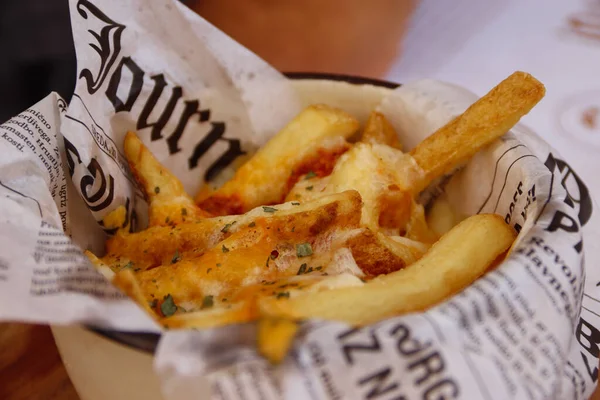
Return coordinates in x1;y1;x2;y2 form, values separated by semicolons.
134;268;141;272
216;263;222;267
148;299;158;309
296;243;313;257
221;221;236;233
305;171;317;180
262;206;278;213
291;226;295;232
207;268;212;274
165;216;170;224
171;249;181;264
276;292;290;299
161;294;177;317
202;295;214;309
152;279;157;283
154;186;160;194
248;222;256;228
222;244;230;253
316;266;323;271
278;284;289;289
307;266;314;273
306;186;314;191
297;263;308;275
121;261;134;270
181;208;188;216
291;202;300;206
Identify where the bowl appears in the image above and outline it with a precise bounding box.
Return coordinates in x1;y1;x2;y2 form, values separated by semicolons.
52;73;400;400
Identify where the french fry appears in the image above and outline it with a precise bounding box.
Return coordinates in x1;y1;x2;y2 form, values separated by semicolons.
257;318;299;364
128;191;363;306
326;143;414;231
112;269;158;319
161;301;254;329
259;214;516;325
360;111;403;150
343;228;428;277
426;193;464;237
124;131;210;226
99;190;362;273
405;200;439;243
409;72;545;193
197;105;359;215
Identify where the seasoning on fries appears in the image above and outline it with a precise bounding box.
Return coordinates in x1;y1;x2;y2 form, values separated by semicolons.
86;71;544;363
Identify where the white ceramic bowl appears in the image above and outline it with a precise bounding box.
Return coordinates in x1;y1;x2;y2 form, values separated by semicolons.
52;76;398;400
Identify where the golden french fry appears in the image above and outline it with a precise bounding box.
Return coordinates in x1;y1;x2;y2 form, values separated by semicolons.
361;111;402;150
124;131;210;227
409;72;545;193
161;301;254;329
259;214;516;325
198;105;359;215
343;228;428;277
127;191;362;307
325;143;413;231
257;318;299;364
426;193;464;237
99;190;362;274
85;250;116;281
112;269;157;319
405;201;439;243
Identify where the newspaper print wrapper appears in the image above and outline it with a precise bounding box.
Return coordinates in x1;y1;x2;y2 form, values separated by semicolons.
0;0;598;399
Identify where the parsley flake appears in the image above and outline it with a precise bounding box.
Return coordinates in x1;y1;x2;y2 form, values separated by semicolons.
121;261;134;270
276;292;290;299
291;202;300;206
222;244;230;253
202;295;214;309
262;206;278;213
296;243;313;257
171;249;181;264
161;294;177;317
297;263;308;275
305;171;317;180
216;263;222;267
248;222;256;227
221;221;236;233
154;186;160;194
181;208;188;216
316;266;323;271
306;186;314;191
207;268;212;274
148;299;158;309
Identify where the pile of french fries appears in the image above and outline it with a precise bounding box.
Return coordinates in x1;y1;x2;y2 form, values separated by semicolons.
86;72;545;363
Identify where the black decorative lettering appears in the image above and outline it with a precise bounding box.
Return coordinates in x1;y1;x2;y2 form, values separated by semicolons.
407;351;445;385
137;74;182;141
166;100;211;154
544;153;592;226
76;0;125;94
105;57;144;112
546;210;579;233
337;328;381;365
357;367;402;400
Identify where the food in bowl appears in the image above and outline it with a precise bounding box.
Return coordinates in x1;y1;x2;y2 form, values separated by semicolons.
85;71;544;363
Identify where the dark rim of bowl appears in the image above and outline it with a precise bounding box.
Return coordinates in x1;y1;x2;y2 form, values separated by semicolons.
88;72;400;354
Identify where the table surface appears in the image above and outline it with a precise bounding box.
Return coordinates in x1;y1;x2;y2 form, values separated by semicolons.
0;323;79;400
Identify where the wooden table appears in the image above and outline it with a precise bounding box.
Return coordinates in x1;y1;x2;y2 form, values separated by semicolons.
0;323;79;400
2;322;600;400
